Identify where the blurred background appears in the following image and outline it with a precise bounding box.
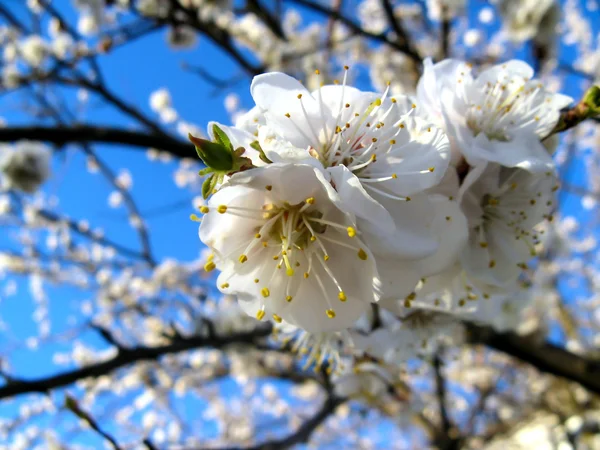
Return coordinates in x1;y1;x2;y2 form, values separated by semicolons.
0;0;599;448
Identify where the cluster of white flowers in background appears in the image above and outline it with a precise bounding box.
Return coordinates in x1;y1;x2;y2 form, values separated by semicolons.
194;59;572;377
0;141;51;194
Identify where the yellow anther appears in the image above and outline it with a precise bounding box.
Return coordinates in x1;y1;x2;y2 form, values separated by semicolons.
399;123;405;128
347;227;356;237
372;138;377;143
411;103;416;108
406;292;416;301
310;236;316;242
345;103;350;108
323;254;330;261
266;185;272;191
255;233;261;239
370;154;377;162
344;65;349;70
391;98;397;103
479;242;488;248
261;287;270;298
391;173;397;179
286;268;294;276
221;282;230;289
304;272;310;278
315;69;320;75
286;295;293;302
273;255;279;260
297;93;303;99
190;214;201;222
285;113;291;118
357;248;368;260
254;278;259;283
256;309;265;320
239;254;248;263
272;314;282;323
199;206;210;214
446;216;451;221
338;291;347;302
510;183;517;190
305;197;315;204
390;139;396;144
217;205;227;214
326;309;336;319
374;99;382;106
406;196;411;201
488;198;499;206
428;167;435;172
204;261;216;272
262;241;268;247
488;260;496;268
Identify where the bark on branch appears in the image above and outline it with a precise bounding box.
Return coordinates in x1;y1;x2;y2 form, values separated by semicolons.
467;324;600;395
0;126;192;159
0;326;271;400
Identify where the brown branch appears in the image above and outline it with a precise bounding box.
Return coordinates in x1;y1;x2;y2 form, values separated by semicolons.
467;324;600;395
218;395;345;450
0;125;192;158
432;353;461;450
288;0;422;65
0;326;272;400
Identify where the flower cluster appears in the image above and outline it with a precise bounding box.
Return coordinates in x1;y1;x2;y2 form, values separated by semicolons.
194;59;570;368
0;141;51;194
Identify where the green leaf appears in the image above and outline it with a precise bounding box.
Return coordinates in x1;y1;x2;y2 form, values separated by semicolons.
189;133;233;171
212;124;233;151
202;174;215;199
583;85;600;117
250;140;273;164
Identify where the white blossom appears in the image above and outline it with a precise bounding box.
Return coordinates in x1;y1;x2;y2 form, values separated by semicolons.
0;141;51;194
417;59;572;171
199;163;381;332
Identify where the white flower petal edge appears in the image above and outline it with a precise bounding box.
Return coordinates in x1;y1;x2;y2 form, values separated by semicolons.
459;163;558;287
199;163;381;332
417;58;573;173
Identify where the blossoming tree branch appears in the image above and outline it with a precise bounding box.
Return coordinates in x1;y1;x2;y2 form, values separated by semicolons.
1;0;600;449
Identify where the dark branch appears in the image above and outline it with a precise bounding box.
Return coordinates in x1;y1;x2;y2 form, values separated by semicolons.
432;354;460;450
288;0;422;64
0;125;193;158
467;324;600;395
0;326;271;400
219;395;345;450
65;395;124;450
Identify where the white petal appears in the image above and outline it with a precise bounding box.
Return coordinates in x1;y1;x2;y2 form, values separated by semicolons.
328;165;396;233
464;133;554;173
250;72;322;149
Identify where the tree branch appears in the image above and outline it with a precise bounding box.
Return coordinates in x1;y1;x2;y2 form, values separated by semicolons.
0;326;271;400
0;125;192;158
288;0;422;64
218;395;345;450
467;324;600;395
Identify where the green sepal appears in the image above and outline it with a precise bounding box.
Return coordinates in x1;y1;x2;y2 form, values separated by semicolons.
202;174;216;199
189;133;233;171
212;124;234;151
250;140;272;164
